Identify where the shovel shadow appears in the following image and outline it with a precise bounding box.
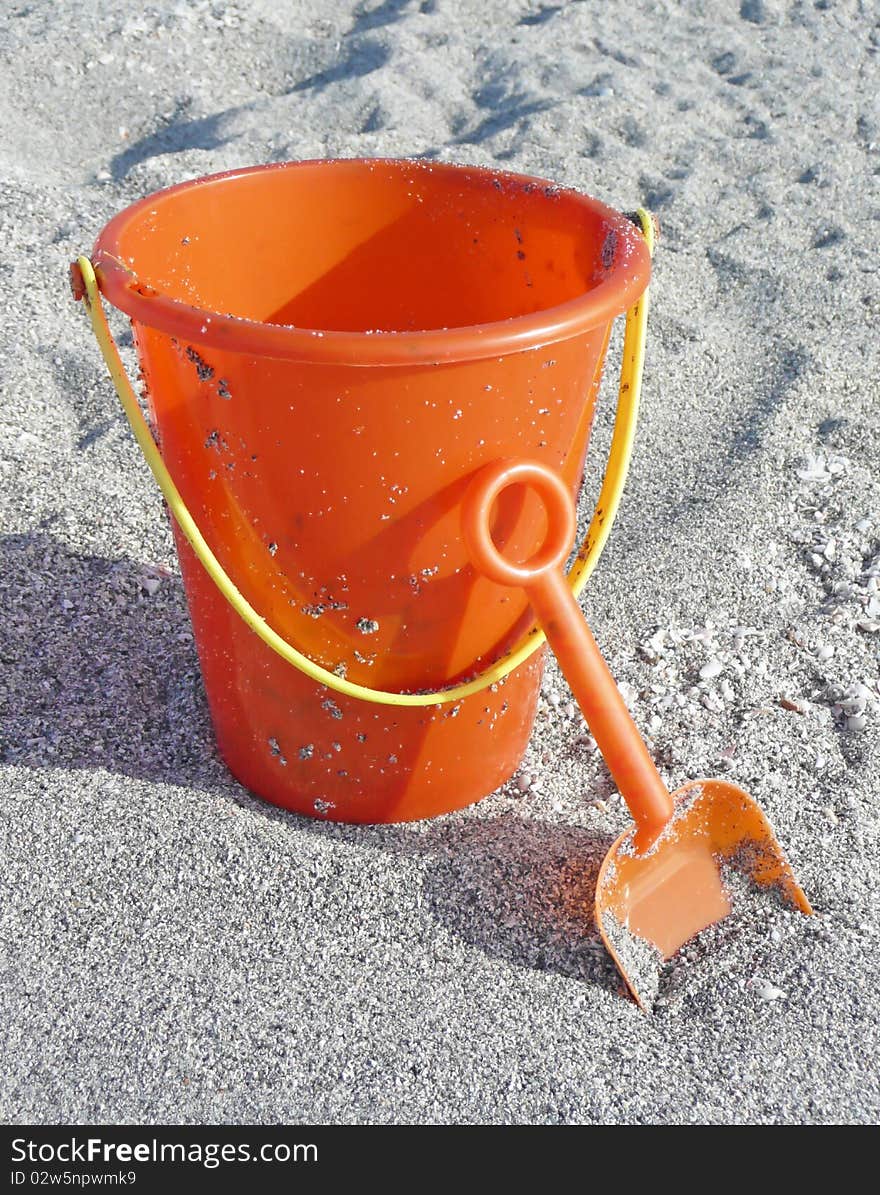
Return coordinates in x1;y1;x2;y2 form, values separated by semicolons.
258;803;622;988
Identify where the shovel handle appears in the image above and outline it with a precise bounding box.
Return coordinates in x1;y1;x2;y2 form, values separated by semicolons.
463;460;674;845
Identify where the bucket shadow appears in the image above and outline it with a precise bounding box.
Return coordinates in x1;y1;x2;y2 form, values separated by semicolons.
0;531;224;788
2;532;619;992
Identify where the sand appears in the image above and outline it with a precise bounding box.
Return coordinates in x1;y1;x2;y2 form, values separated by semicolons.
1;0;879;1124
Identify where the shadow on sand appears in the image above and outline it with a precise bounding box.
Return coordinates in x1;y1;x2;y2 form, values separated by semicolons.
1;531;620;993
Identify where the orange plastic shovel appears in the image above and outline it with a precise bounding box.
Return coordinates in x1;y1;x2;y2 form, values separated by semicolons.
462;460;811;1009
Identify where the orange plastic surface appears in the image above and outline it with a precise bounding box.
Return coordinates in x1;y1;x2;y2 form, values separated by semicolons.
596;779;813;1007
91;160;650;822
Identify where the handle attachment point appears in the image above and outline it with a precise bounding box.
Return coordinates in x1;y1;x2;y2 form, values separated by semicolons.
69;260;87;303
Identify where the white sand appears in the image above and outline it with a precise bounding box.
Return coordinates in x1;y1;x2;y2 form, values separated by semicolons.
1;0;878;1124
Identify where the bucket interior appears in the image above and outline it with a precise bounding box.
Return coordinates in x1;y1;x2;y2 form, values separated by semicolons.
106;160;626;335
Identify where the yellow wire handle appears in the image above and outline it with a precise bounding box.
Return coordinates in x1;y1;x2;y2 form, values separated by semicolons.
72;209;653;708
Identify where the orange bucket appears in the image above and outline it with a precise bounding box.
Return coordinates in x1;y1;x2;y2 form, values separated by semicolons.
77;159;651;823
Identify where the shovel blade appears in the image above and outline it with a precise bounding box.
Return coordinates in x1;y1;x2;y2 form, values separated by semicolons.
596;779;812;1009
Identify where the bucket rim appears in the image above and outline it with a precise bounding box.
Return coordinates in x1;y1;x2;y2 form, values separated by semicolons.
92;157;651;366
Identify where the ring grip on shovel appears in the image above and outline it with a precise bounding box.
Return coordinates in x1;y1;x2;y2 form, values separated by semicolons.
71;210;654;709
